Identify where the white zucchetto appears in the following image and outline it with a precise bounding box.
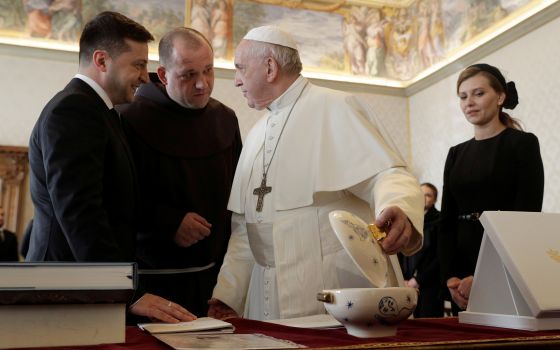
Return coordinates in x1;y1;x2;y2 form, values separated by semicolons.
243;25;298;50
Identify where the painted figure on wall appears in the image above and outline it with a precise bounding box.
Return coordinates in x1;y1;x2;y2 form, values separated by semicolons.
22;0;81;41
414;0;444;69
24;0;52;37
191;0;212;41
0;1;26;31
429;0;445;59
342;6;367;75
470;0;506;37
365;8;385;77
385;7;419;80
417;0;436;68
211;0;230;58
49;0;81;42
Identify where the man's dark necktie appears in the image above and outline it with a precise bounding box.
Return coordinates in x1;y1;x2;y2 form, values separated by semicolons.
109;108;122;129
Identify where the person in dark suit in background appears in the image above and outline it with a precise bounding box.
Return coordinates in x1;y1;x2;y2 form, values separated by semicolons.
0;206;19;261
399;183;444;318
26;11;195;323
19;218;33;259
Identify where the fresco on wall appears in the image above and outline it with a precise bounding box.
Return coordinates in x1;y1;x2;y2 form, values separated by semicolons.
233;0;345;72
187;0;536;81
442;0;531;52
188;0;233;59
0;0;184;51
0;0;546;85
102;0;184;49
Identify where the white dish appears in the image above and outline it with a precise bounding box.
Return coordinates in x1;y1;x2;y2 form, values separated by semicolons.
319;287;417;338
328;210;388;287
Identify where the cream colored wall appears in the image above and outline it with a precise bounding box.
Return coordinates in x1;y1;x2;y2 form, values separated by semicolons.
410;16;560;212
0;51;75;146
0;48;78;234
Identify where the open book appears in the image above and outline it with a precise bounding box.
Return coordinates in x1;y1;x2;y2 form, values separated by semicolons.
139;317;234;334
152;333;301;350
140;318;302;349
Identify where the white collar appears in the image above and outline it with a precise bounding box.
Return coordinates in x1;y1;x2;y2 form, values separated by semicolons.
267;76;307;111
74;74;114;110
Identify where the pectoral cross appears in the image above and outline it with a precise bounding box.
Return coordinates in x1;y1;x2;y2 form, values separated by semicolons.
253;176;272;212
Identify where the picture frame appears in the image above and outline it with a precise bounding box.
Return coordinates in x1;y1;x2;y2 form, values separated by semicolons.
0;146;28;235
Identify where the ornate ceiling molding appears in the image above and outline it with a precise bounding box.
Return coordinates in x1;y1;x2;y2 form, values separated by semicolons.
347;0;415;7
248;0;415;10
249;0;346;11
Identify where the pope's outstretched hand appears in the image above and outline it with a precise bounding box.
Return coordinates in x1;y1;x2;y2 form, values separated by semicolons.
374;206;415;255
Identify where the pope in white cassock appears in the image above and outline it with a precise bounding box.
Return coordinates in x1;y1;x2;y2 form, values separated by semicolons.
208;26;424;321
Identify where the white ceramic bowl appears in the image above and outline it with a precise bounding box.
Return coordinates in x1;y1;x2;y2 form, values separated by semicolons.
318;287;417;338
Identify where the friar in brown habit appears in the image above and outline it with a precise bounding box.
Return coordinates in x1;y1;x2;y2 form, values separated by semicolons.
120;27;242;317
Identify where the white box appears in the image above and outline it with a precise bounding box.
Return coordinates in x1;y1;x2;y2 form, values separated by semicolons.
459;211;560;331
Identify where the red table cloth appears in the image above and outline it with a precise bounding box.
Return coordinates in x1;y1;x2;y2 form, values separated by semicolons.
10;317;560;349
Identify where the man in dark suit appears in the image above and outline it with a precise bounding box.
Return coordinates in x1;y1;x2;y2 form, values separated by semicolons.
399;182;444;318
26;11;195;323
0;206;19;261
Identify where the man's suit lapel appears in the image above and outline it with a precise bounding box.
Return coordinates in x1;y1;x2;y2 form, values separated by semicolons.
107;108;138;178
67;78;138;189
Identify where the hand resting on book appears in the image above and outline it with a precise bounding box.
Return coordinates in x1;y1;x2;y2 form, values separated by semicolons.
130;293;197;323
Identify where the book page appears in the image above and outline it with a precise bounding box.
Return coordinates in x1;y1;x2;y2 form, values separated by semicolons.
139;317;234;334
153;333;302;349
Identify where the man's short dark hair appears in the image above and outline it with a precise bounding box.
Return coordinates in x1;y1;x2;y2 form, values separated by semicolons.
158;27;212;68
421;182;438;200
79;11;154;64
